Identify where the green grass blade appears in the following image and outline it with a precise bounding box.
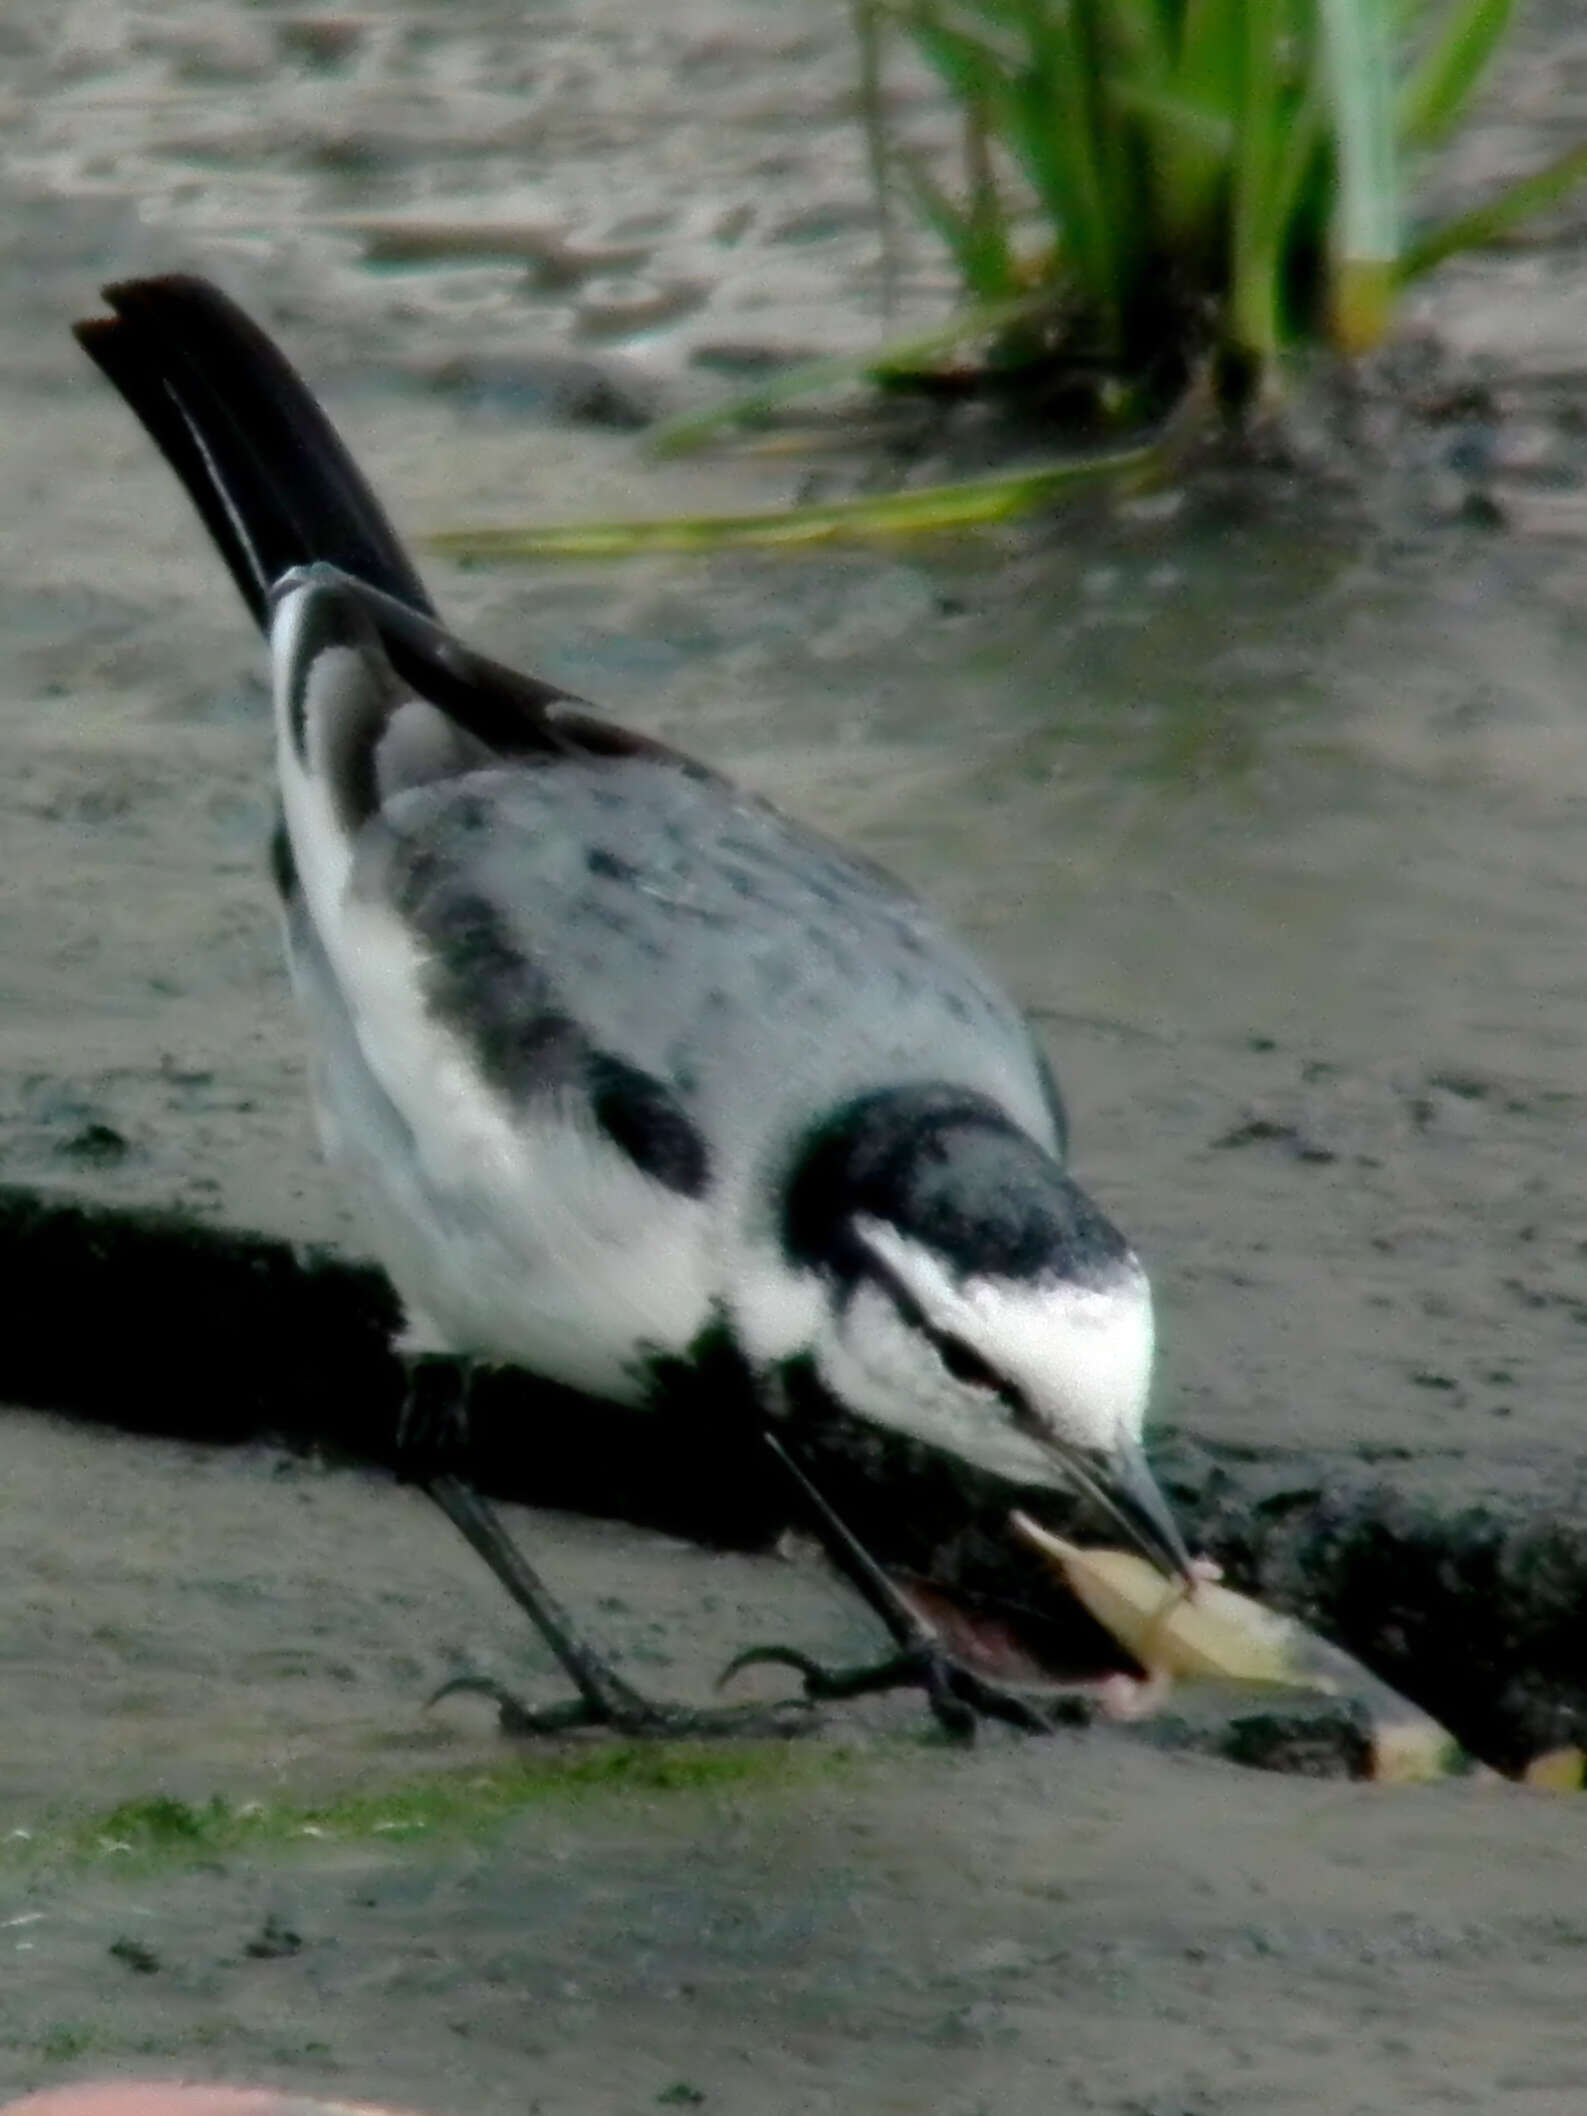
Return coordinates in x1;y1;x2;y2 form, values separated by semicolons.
1109;79;1234;158
1173;0;1245;117
962;94;1019;295
647;289;1060;458
1133;0;1244;254
1228;0;1288;361
1320;0;1400;349
1120;71;1238;256
1002;8;1123;342
1265;54;1328;300
861;9;1026;303
852;0;900;317
905;8;1015;114
1399;0;1516;152
898;144;1022;300
428;444;1162;561
1402;137;1587;278
1104;0;1174;77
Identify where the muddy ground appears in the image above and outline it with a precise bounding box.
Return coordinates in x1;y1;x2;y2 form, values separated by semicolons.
5;1;1587;2110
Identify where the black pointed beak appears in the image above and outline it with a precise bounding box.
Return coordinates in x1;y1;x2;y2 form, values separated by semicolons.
1040;1434;1197;1586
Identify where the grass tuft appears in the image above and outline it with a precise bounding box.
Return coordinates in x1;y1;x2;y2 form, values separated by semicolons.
659;0;1584;445
836;0;1585;418
430;3;1580;561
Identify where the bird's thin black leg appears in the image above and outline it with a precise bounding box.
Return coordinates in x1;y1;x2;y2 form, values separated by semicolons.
719;1432;1057;1740
400;1362;814;1740
758;1432;936;1652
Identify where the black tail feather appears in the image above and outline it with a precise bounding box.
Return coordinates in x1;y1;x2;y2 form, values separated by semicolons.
74;275;434;630
74;274;689;770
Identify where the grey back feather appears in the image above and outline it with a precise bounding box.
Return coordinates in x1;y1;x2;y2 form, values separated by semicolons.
352;756;1063;1229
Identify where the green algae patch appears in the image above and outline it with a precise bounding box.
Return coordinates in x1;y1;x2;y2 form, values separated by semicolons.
4;1744;865;1878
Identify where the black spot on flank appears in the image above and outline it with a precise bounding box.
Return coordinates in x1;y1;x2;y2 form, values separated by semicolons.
782;1083;1128;1288
586;845;640;884
719;863;764;903
447;791;493;837
268;811;297;900
421;884;522;984
587;1053;710;1198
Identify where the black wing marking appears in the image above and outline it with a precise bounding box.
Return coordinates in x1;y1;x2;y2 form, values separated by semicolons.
397;858;711;1198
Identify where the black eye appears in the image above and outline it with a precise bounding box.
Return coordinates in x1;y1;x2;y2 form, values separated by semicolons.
936;1333;1000;1392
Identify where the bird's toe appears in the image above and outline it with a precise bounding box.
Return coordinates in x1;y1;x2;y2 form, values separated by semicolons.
429;1669;817;1742
718;1638;1063;1740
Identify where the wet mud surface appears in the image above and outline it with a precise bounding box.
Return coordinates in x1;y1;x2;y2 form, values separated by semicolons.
5;1;1587;2110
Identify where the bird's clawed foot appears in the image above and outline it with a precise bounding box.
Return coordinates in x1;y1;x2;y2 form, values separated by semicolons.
429;1671;818;1742
719;1641;1063;1742
419;1475;818;1740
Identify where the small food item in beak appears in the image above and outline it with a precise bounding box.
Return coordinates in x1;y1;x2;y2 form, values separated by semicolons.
1011;1512;1465;1783
1011;1514;1291;1681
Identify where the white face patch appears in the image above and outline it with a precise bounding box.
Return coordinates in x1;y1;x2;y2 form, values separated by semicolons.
809;1277;1056;1487
851;1215;1155;1458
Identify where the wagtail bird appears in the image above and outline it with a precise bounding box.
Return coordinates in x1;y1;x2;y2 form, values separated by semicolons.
75;275;1193;1740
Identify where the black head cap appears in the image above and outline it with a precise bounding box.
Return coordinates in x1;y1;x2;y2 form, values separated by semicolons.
782;1085;1132;1290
